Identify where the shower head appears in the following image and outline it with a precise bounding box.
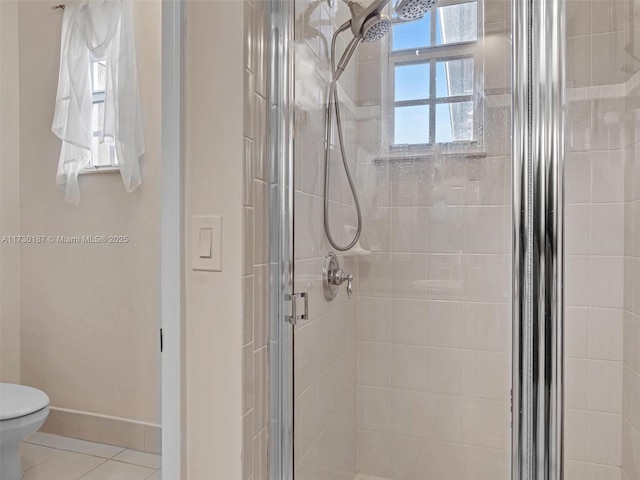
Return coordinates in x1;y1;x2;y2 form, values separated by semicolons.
347;0;392;41
361;14;392;42
345;0;438;42
324;0;441;252
395;0;438;21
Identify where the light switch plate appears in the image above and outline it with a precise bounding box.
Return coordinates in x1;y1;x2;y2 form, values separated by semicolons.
192;215;222;271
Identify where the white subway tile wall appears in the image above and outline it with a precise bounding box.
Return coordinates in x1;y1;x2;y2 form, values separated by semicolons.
242;1;271;479
351;0;512;477
567;2;640;480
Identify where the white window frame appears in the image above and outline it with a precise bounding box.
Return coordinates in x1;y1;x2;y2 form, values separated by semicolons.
383;0;484;153
81;55;120;174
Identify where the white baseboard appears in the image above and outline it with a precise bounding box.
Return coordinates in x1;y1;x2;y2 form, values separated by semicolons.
39;407;161;454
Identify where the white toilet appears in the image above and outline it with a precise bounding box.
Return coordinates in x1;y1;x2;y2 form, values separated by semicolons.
0;383;49;480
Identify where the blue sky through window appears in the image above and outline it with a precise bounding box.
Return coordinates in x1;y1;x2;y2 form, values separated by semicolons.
395;106;429;144
392;13;430;51
391;2;477;145
395;63;430;101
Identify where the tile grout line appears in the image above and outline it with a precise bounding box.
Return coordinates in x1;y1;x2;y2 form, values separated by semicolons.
74;457;109;480
19;442;64;472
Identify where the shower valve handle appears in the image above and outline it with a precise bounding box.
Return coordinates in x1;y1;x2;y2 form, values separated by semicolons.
329;268;353;299
323;252;354;301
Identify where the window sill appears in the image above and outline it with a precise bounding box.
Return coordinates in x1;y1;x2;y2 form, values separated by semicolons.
374;142;486;163
79;166;120;175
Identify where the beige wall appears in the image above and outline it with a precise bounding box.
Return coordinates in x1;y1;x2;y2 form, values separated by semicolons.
0;0;21;385
16;1;161;425
3;0;250;473
185;1;244;478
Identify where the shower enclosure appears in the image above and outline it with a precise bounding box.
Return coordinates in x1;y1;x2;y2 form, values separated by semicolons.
267;0;640;479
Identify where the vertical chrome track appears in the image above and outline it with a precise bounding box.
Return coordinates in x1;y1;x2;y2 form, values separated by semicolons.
512;0;565;479
269;0;295;479
512;0;530;476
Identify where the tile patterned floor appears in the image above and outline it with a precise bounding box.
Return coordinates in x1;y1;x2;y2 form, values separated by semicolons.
19;433;161;480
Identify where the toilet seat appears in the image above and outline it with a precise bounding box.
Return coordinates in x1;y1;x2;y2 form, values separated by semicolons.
0;383;50;421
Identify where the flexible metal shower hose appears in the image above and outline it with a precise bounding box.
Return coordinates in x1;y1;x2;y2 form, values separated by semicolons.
323;22;364;252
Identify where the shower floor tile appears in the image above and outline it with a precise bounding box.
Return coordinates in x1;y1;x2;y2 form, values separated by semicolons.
19;433;161;480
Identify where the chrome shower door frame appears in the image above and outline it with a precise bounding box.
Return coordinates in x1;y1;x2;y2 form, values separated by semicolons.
268;0;295;479
512;0;565;479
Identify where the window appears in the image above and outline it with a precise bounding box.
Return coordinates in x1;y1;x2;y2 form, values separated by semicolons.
87;55;118;170
387;0;481;148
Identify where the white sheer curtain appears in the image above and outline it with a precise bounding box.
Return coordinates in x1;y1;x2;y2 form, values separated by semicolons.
52;0;144;204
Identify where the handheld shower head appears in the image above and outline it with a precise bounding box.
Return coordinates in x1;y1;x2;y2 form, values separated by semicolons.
346;0;438;42
361;14;392;42
395;0;438;21
322;0;441;251
347;0;392;40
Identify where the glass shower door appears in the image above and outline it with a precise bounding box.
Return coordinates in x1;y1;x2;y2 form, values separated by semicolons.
271;0;640;478
287;0;514;478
